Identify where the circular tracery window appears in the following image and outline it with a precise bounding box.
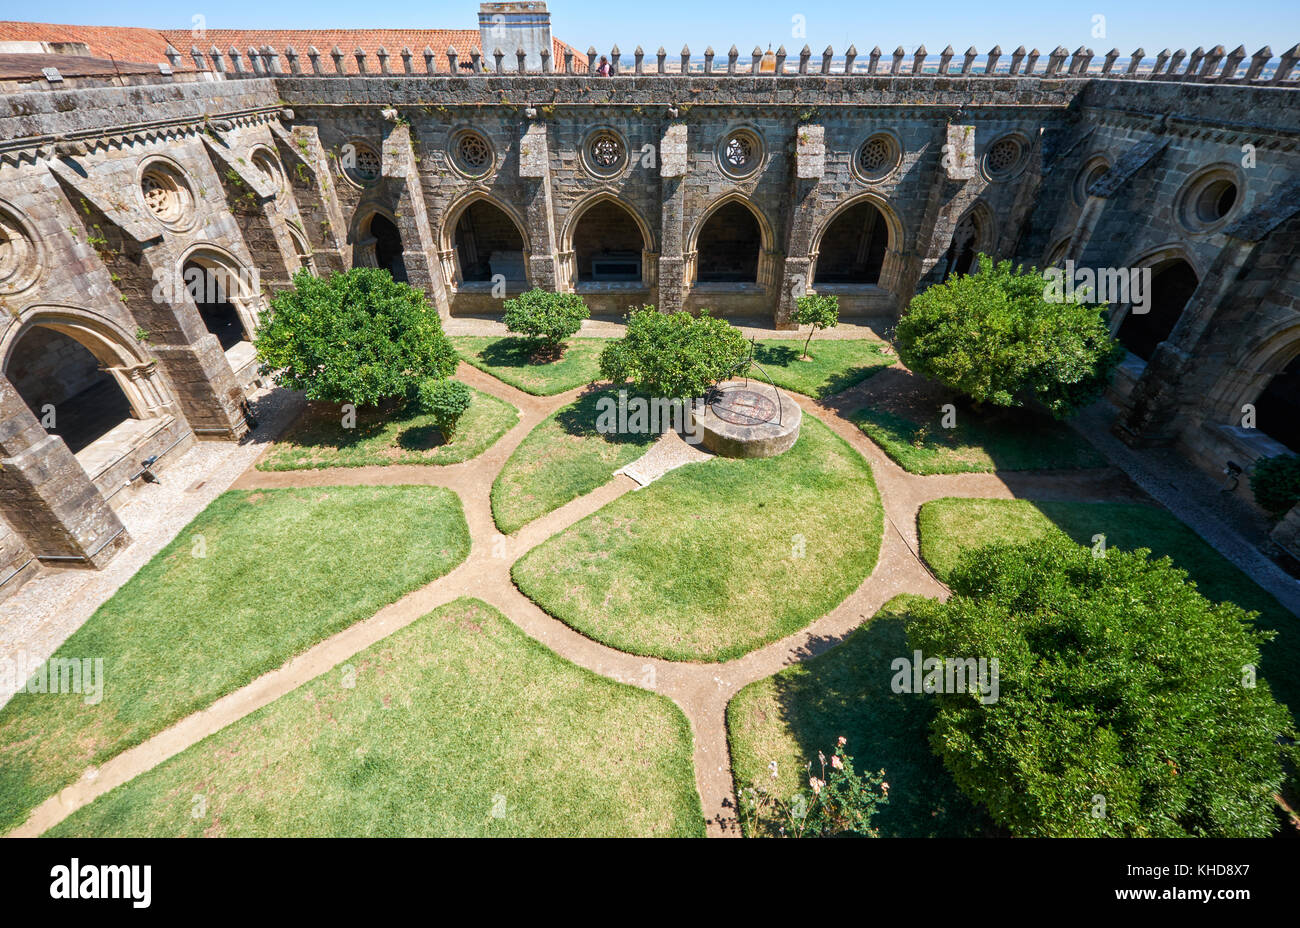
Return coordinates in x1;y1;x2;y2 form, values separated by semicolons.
450;129;494;177
139;162;194;228
1073;158;1110;206
853;133;901;182
344;142;381;184
584;129;627;176
0;207;41;295
983;135;1027;181
251;150;284;193
718;129;762;178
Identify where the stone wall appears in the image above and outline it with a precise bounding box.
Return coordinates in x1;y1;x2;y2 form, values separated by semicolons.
0;58;1298;596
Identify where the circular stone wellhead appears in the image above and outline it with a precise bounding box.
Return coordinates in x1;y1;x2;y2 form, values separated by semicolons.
690;380;801;458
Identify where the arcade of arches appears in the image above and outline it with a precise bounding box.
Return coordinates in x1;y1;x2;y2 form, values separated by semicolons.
453;201;525;284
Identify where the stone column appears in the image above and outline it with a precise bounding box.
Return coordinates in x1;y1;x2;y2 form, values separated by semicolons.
0;375;128;567
656;122;689;313
518;120;559;291
775;124;824;329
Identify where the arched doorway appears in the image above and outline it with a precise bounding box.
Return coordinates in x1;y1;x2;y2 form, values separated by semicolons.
940;209;986;281
571;200;646;283
696;201;762;283
369;214;407;283
452;200;526;284
813;201;889;284
5;325;132;454
183;260;247;351
1116;258;1199;362
1253;354;1300;453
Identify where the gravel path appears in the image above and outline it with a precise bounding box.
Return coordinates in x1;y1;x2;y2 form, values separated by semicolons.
5;356;1292;838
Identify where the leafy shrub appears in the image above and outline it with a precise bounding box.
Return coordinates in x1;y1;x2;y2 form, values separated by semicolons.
908;534;1294;837
1250;454;1300;517
895;255;1123;419
502;288;590;349
738;738;889;837
255;268;456;406
794;293;839;359
599;307;749;399
409;378;473;437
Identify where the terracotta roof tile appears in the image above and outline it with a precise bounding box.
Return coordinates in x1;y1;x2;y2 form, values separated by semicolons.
0;22;586;74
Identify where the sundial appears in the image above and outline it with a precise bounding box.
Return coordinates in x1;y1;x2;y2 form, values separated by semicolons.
710;388;778;426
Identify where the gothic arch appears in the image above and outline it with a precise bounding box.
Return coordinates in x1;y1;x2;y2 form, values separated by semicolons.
558;191;656;289
1;304;172;423
686;193;776;287
438;190;531;288
177;242;264;342
1111;243;1202;362
808;192;906;289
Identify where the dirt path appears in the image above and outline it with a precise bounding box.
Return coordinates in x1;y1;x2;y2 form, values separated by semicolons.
8;362;1139;839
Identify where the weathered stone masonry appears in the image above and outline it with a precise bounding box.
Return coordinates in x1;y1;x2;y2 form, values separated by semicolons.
0;40;1298;597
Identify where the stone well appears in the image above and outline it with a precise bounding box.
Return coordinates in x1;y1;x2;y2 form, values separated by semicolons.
691;380;801;458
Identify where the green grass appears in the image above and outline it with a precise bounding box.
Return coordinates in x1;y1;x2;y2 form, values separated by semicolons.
513;415;882;662
47;598;703;837
727;596;989;837
851;405;1106;474
256;384;517;471
751;339;893;399
491;387;659;534
917;497;1300;722
453;336;605;395
0;486;470;834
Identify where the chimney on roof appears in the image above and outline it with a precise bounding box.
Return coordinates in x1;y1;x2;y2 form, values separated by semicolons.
479;1;551;72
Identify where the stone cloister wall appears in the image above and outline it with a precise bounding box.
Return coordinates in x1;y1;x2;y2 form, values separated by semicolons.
0;55;1297;596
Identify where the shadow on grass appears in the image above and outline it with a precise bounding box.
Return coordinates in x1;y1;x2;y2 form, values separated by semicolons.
752;343;889;399
281;401;407;451
479;336;560;369
553;386;665;446
768;610;993;837
395;424;448;451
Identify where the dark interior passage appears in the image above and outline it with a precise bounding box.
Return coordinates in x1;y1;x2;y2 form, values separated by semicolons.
696;202;762;283
454;201;525;283
7;326;132;453
370;214;408;283
573;200;644;282
815;202;889;284
1116;259;1199;362
1255;354;1300;453
184;261;247;351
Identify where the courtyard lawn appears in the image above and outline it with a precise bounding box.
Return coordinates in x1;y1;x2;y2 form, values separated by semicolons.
452;336;605;395
491;387;659;534
0;486;470;834
751;339;893;399
851;405;1106;474
46;598;704;837
727;596;989;837
512;415;882;662
917;498;1300;719
256;383;517;471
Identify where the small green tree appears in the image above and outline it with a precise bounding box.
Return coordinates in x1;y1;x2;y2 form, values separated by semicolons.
409;378;473;437
599;307;749;399
895;255;1123;419
502;288;590;351
1250;454;1300;518
255;268;456;406
908;534;1294;837
794;293;839;360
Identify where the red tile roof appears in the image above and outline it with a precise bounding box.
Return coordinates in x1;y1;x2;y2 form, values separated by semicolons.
0;22;587;74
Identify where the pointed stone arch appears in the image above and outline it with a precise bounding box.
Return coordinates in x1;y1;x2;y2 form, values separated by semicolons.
438;190;532;290
686;193;777;288
808;192;906;290
558;191;657;290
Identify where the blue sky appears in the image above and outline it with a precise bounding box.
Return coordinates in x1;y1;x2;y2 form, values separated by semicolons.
13;0;1299;55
